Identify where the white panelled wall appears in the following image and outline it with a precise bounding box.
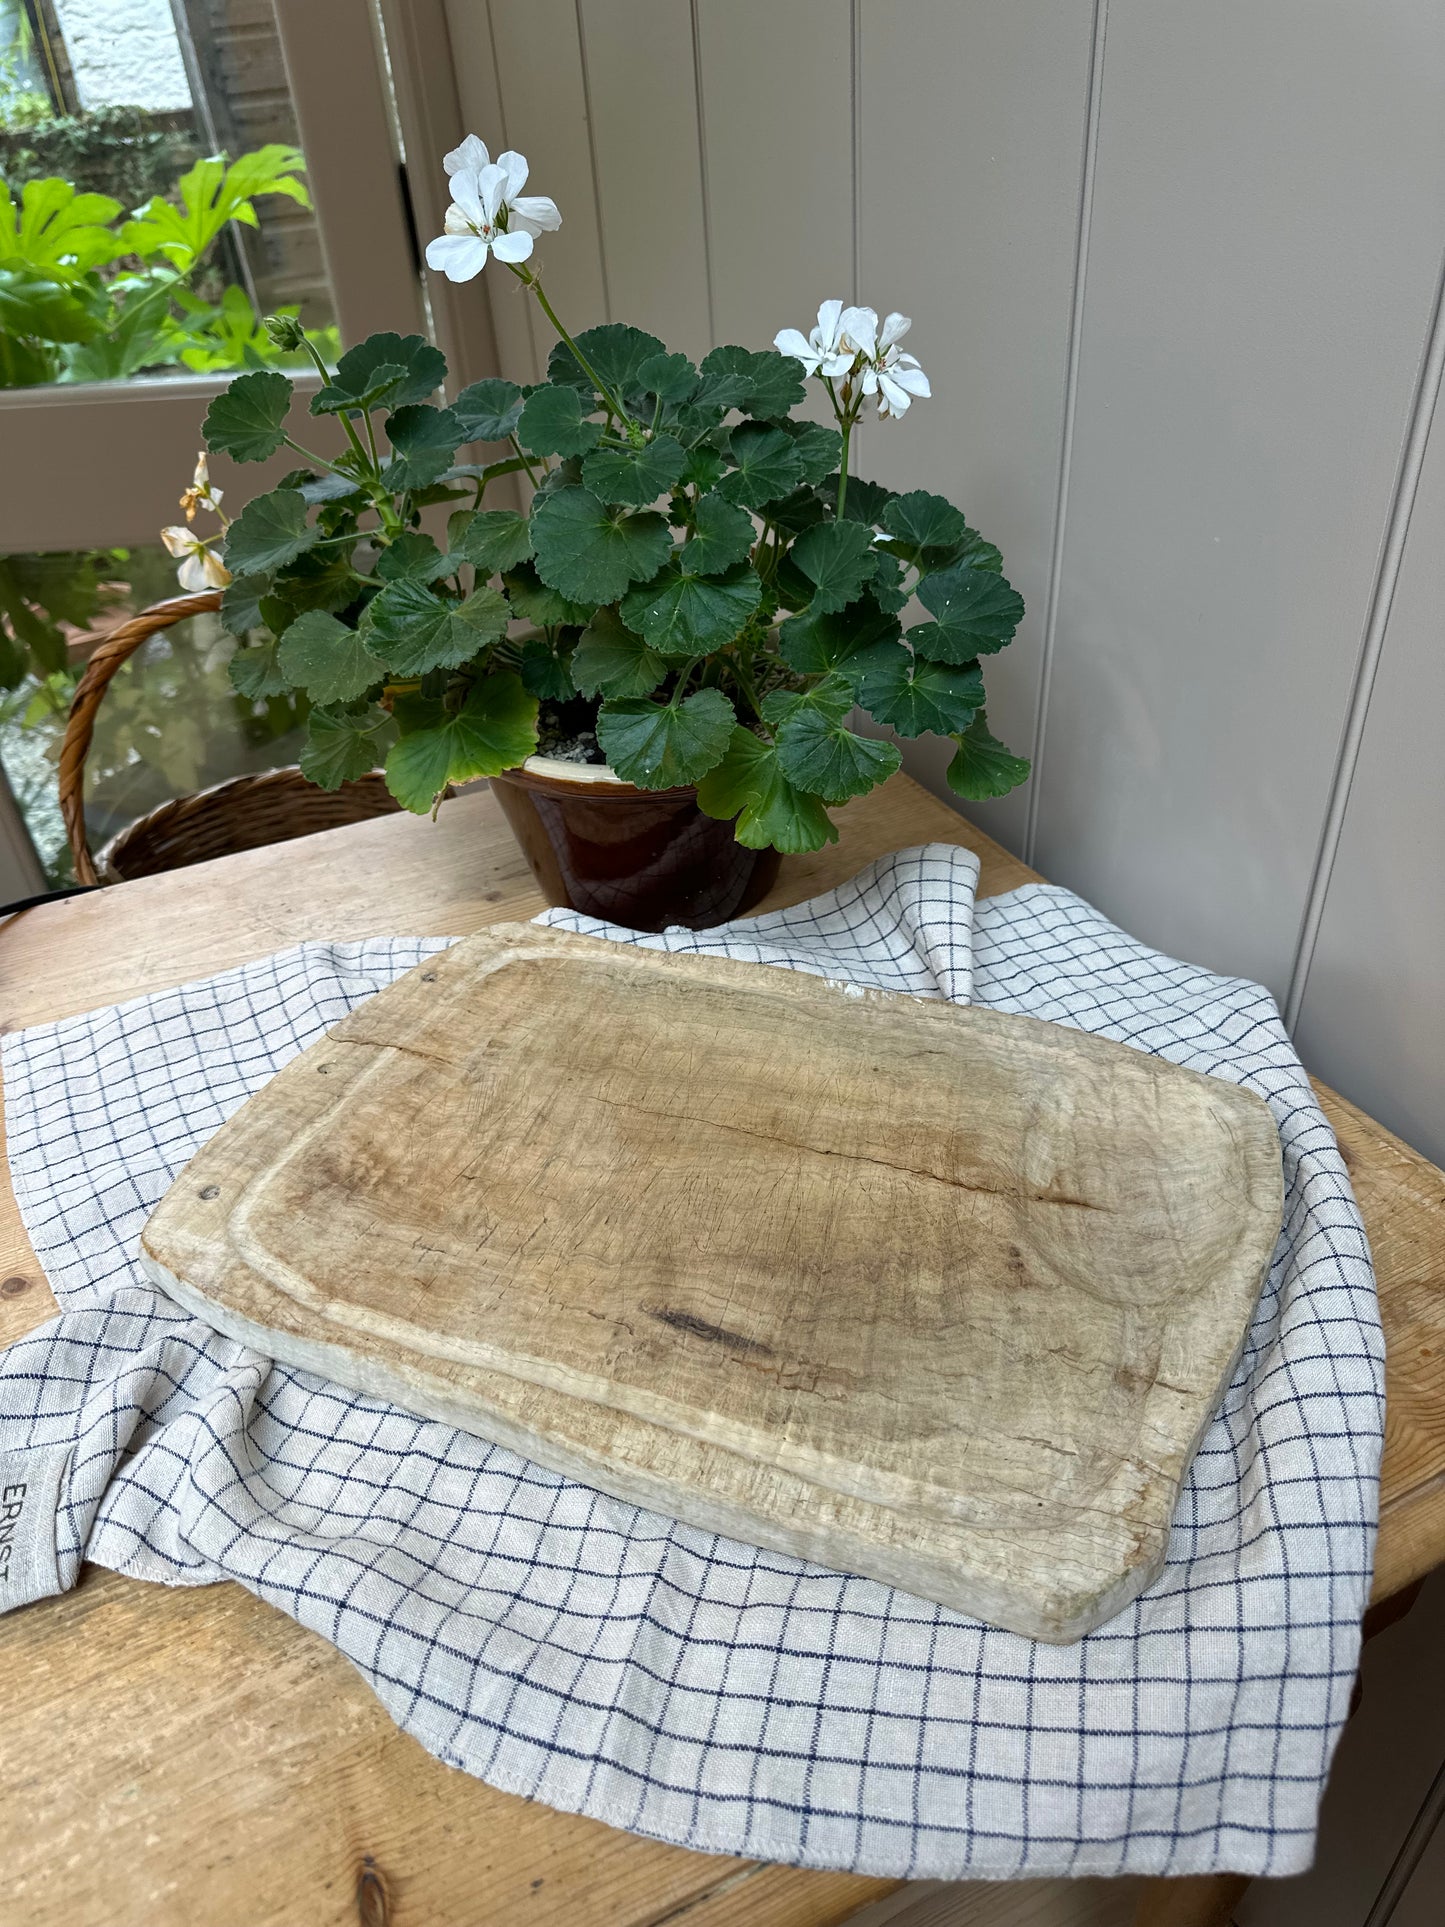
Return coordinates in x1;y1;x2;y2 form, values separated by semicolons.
442;0;1445;1166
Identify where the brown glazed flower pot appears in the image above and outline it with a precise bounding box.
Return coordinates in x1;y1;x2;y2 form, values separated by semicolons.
490;758;782;932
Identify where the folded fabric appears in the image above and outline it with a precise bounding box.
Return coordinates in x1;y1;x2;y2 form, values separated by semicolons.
0;844;1380;1880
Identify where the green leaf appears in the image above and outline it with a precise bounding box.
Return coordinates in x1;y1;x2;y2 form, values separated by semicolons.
620;561;762;656
571;607;667;698
272;546;362;616
278;610;385;705
637;351;698;402
680;492;756;574
908;561;1025;662
736;769;839;852
759;679;853;730
581;434;686;507
790;520;880;615
311;331;445;415
690;363;755;414
766;486;828;536
258;594;295;637
385;675;539;811
293;471;362;507
0;267;100;343
596;688;736;790
517;383;603;458
227;637;288;700
869;552;909;614
852;647;985;737
375;532;451;585
548;323;667;402
224;489;315;575
123;146;309;273
777;593;901;675
698;344;806;420
501;561;592;629
0;177;123;276
449;508;533;575
695;729;838;853
716;423;806;509
530;487;672;605
695;726;772;819
203;369;294;463
382;404;465;490
775;706;901;803
946;711;1032;800
451;376;525;442
680;445;725;491
364;579;511;676
834;476;898;527
880;489;968;556
517;635;576;700
220;573;271;635
778;420;843;487
301;707;384;790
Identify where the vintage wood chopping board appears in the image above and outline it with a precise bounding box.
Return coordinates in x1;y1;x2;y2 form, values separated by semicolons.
140;923;1283;1642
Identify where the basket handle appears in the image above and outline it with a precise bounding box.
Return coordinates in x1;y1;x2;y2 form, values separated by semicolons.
59;590;223;886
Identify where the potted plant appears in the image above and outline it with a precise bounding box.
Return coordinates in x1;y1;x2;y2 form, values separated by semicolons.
189;134;1030;930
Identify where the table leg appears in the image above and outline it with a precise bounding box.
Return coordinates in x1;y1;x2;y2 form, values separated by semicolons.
1132;1873;1250;1927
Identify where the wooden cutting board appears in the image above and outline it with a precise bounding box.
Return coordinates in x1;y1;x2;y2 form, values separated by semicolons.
140;923;1283;1642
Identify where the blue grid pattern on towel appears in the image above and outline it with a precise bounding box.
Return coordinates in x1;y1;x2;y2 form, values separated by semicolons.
0;844;1381;1880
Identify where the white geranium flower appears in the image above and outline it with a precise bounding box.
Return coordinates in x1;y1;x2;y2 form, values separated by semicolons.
161;525;231;593
858;310;931;419
774;299;858;379
426;145;561;282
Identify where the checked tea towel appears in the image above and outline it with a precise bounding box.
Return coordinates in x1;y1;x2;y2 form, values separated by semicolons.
0;844;1381;1880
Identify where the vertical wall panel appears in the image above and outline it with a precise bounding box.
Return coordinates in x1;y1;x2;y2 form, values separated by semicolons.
472;1;610;367
694;0;853;356
1034;0;1445;999
1293;388;1445;1166
577;1;711;360
442;0;538;383
856;0;1095;855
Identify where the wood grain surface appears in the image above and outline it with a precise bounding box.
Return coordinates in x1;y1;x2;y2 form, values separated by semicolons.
142;924;1281;1641
0;773;1440;1927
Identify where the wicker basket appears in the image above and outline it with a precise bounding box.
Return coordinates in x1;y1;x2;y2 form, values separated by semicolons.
59;591;401;886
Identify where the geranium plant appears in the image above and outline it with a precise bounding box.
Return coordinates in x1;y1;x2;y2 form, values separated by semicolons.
199;134;1029;851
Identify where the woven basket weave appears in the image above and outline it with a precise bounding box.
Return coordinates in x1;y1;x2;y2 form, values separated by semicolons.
59;590;400;886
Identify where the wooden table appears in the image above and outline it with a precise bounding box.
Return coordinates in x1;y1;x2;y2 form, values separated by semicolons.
2;774;1442;1927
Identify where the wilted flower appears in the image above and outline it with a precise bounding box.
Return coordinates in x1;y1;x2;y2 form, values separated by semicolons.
161;524;231;592
426;142;561;282
178;451;223;523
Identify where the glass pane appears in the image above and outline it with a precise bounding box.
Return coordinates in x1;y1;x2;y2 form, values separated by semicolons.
0;540;308;884
0;0;337;390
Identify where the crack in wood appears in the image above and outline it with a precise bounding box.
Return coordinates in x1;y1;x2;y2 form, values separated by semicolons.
647;1306;775;1356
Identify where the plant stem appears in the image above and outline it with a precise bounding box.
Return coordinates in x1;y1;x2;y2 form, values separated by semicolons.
297;335;375;475
299;336;333;387
512;265;637;433
836;412;852;518
509;436;542;489
282;431;345;474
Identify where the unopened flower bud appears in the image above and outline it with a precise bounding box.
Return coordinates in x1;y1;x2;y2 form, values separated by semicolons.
263;312;306;351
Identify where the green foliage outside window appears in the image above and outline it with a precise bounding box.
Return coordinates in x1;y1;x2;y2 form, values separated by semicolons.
0;143;338;387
